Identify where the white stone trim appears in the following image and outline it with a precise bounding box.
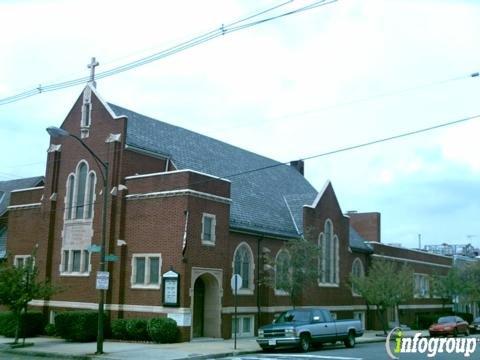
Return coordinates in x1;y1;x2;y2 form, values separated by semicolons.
11;186;44;193
8;203;41;210
371;254;452;268
125;168;231;183
222;305;370;314
88;84;126;120
28;299;191;314
304;180;331;209
367;241;453;260
126;189;231;204
398;304;453;310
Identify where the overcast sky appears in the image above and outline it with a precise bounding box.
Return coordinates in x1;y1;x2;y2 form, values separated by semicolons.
1;0;479;248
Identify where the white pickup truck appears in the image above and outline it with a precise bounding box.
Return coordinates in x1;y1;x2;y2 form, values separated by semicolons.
256;308;363;352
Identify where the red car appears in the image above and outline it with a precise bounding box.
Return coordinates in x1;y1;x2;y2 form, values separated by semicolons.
429;316;470;337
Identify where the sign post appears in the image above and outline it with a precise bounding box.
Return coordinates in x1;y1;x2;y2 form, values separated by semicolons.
230;274;242;350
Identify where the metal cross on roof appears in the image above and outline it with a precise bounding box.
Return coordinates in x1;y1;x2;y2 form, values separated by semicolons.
87;57;99;88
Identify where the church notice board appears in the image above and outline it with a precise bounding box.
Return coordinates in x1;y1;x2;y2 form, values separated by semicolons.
162;270;180;307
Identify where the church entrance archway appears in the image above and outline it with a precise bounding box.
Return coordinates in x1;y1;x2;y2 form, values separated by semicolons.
191;268;222;338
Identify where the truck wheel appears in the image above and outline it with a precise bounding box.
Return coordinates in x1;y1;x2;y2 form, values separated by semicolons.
299;333;312;352
344;331;356;348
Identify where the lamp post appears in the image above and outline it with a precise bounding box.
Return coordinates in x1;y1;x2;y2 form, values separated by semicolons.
46;126;109;354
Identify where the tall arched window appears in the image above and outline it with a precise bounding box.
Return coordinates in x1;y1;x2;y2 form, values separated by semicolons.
319;219;339;285
65;161;96;221
75;162;88;219
275;249;290;294
66;175;75;220
351;258;364;296
233;243;254;293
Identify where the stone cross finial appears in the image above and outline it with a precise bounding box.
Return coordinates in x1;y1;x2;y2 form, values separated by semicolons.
87;57;99;88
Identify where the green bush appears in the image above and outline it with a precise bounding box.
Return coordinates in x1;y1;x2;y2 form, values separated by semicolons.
0;312;45;338
111;319;129;340
44;323;56;336
147;317;179;343
55;311;99;342
125;319;149;341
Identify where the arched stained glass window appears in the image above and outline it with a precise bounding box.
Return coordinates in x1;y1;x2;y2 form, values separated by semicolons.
75;163;87;219
234;243;253;290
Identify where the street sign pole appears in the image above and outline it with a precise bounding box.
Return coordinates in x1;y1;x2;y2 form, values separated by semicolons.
230;274;242;351
234;275;237;350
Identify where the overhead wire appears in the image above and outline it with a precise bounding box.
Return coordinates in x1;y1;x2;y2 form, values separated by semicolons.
0;0;335;106
1;111;478;221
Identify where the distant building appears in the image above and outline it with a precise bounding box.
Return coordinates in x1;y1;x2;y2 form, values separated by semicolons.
0;177;44;259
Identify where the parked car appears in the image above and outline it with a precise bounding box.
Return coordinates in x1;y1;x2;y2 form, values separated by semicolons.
429;316;469;337
469;317;480;334
256;308;363;352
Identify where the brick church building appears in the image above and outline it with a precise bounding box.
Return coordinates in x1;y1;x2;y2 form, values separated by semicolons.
5;84;452;340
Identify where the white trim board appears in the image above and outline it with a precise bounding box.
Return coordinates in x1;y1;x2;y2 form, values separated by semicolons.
125;168;231;183
29;300;191;314
126;189;231;204
7;203;41;210
371;254;452;268
11;186;44;193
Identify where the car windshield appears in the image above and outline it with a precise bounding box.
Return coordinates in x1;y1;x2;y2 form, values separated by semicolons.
438;316;456;324
275;310;310;323
473;317;480;323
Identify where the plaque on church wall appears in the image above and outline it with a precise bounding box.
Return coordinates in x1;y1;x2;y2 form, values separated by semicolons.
62;221;94;248
162;270;180;307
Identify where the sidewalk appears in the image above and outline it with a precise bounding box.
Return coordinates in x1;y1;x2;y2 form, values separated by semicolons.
0;330;428;359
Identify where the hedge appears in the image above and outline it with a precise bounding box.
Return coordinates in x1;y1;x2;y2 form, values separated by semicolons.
0;312;45;338
147;318;179;343
125;319;149;341
55;311;101;342
111;319;129;340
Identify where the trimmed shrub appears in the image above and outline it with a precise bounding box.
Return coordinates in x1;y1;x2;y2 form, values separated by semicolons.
147;317;179;343
44;323;56;336
111;319;129;340
125;319;149;341
55;311;98;342
0;312;45;338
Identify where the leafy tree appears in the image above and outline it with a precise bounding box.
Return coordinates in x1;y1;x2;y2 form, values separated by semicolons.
350;259;413;335
459;261;480;306
262;237;321;308
0;252;57;344
430;268;463;309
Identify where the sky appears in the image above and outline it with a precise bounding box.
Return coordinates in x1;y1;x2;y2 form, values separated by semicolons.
1;0;479;249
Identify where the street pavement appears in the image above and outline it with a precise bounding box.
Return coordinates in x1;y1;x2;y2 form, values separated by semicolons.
219;336;480;360
4;330;473;360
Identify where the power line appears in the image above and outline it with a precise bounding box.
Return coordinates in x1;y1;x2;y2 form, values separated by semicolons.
0;0;336;106
1;111;478;221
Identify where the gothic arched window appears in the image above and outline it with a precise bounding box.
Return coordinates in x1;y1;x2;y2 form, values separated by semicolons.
233;243;254;293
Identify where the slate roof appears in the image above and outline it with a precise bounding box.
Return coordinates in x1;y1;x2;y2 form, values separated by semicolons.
0;176;44;217
349;226;374;254
109;104;318;238
0;176;44;258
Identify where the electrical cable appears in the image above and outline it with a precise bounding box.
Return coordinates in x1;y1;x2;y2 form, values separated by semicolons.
0;0;335;106
0;111;478;219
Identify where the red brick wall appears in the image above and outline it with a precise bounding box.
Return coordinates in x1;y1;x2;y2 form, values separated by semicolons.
348;212;381;242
